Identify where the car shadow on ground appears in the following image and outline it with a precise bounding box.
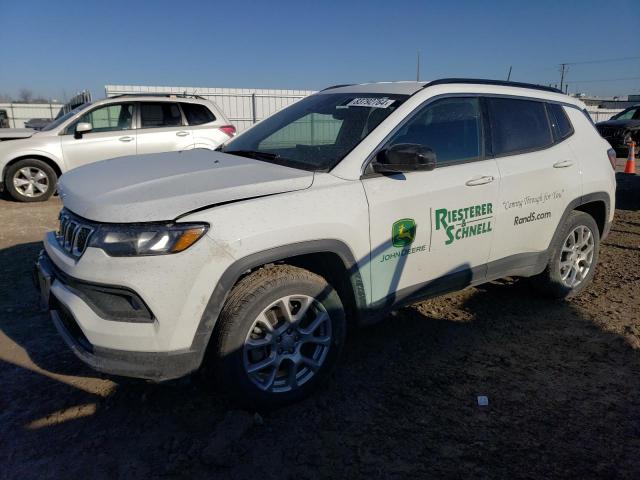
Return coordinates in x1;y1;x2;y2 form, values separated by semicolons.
2;237;639;477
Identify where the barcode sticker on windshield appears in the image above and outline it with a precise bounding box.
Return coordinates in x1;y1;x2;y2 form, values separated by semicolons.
346;97;395;109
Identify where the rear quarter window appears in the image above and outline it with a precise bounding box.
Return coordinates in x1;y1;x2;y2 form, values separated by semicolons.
547;103;574;141
181;103;216;125
487;97;553;156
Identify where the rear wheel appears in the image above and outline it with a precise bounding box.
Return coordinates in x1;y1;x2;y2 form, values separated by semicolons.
533;211;600;298
5;158;57;202
210;265;346;409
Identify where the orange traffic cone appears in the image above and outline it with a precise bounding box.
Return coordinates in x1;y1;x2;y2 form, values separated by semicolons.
624;141;636;174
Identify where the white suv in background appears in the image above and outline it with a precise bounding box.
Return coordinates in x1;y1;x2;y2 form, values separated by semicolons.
36;79;616;408
0;94;234;202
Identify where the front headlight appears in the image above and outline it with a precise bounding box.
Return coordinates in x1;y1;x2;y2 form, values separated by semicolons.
89;223;208;257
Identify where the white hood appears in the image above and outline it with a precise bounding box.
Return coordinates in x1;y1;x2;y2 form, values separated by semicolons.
0;128;36;140
58;149;314;222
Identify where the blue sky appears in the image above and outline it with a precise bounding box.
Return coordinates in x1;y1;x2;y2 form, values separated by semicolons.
1;0;638;101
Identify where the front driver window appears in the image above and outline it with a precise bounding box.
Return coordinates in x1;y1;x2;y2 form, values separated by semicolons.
66;103;134;134
387;97;482;166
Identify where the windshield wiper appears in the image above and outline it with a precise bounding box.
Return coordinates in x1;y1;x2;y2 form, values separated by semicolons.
223;149;316;172
224;150;280;161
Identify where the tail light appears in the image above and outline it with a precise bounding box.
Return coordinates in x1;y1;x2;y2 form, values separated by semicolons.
607;148;617;170
219;125;236;137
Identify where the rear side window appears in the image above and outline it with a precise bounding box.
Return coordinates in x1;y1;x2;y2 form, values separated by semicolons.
140;103;183;128
547;103;573;141
181;103;216;125
487;98;553;156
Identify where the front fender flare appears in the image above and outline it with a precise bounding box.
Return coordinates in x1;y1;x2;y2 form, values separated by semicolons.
188;239;367;367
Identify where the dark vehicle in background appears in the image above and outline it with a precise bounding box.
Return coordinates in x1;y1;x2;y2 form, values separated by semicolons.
24;118;51;130
596;105;640;156
0;110;8;128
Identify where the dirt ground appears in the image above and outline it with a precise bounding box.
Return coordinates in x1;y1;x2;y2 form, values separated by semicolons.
1;166;639;480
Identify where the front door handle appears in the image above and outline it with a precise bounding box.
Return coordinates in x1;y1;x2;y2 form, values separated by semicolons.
465;175;495;187
176;131;190;137
553;160;574;168
118;136;134;142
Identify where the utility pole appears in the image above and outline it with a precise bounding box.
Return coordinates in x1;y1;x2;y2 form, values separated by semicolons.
416;50;420;82
559;63;567;92
507;66;512;81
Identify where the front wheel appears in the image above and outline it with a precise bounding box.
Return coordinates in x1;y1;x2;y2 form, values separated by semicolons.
5;158;57;202
533;211;600;298
210;265;346;409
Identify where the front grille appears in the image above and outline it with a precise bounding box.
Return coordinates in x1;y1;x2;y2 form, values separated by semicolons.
57;211;95;258
597;126;624;138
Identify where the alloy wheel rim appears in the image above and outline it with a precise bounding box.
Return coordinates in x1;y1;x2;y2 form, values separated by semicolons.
243;294;332;393
559;225;595;288
13;167;49;198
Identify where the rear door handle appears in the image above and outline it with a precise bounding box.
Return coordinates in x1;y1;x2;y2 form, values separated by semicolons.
553;160;574;168
465;175;495;187
118;136;134;142
176;131;190;137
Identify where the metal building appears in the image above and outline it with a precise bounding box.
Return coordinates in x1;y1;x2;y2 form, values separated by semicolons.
0;102;63;128
105;84;315;133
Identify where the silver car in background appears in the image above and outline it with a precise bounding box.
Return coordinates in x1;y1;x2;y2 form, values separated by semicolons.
0;94;235;202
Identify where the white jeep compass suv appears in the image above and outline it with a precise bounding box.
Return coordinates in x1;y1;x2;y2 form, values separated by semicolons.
36;79;616;408
1;94;234;202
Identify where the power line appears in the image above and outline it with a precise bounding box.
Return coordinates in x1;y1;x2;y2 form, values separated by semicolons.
561;56;640;66
558;56;639;91
567;76;640;84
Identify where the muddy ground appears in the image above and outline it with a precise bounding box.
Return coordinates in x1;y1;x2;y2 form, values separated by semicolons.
1;167;639;479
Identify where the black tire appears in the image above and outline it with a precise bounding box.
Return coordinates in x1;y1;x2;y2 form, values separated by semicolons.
532;211;600;299
5;158;57;202
210;265;346;409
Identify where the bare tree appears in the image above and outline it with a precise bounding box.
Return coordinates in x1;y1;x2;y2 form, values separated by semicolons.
18;89;33;103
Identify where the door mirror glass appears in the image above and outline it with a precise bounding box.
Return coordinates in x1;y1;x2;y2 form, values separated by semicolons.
372;143;437;173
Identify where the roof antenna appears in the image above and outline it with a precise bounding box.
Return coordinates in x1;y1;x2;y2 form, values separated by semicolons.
507;65;512;81
416;50;420;82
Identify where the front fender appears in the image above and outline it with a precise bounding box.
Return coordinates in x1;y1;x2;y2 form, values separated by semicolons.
0;141;65;177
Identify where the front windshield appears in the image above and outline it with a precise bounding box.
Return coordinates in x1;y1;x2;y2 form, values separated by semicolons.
41;103;91;132
222;93;408;171
612;107;639;121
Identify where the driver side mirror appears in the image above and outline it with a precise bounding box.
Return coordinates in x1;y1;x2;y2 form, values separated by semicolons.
74;122;93;139
372;143;437;174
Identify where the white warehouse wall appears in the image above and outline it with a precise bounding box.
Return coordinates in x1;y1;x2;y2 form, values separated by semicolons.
105;84;316;133
0;103;63;128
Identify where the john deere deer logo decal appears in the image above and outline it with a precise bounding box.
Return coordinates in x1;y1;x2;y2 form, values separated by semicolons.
380;218;426;263
392;218;416;247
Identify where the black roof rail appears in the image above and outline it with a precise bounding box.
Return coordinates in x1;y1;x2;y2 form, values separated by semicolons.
319;84;355;92
422;78;563;94
109;93;208;100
